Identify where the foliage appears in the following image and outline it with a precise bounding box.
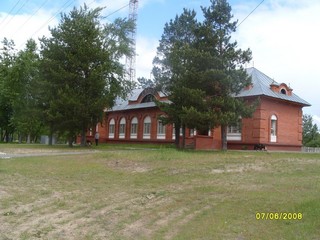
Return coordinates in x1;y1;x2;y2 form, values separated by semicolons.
303;114;320;146
0;38;16;142
153;0;254;149
0;5;135;145
137;77;154;88
10;39;43;143
39;4;135;146
153;8;200;147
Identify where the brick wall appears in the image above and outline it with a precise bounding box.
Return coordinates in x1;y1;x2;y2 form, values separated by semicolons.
105;107;175;142
229;96;304;151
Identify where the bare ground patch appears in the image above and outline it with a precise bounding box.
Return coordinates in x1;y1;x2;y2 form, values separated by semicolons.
106;159;152;173
1;148;319;239
210;162;266;174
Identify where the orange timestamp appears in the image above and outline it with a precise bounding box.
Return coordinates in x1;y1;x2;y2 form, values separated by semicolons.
255;212;303;220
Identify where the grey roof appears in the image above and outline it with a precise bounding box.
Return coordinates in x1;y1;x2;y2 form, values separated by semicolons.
110;101;157;112
236;67;311;106
107;68;311;113
106;89;169;112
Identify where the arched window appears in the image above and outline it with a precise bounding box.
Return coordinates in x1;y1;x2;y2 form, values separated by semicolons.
143;116;151;139
130;117;138;139
270;115;277;142
109;119;115;139
157;116;166;139
141;94;155;103
280;88;287;95
119;117;126;139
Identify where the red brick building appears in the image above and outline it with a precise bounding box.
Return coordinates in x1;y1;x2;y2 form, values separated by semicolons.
93;68;310;151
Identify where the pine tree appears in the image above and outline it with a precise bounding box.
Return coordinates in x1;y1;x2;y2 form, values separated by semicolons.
40;5;135;146
10;39;43;143
153;0;255;149
153;9;206;148
0;38;16;142
303;114;319;146
199;0;253;150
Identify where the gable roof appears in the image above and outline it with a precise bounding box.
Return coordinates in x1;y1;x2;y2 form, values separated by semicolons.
236;67;311;106
107;67;311;113
106;88;169;112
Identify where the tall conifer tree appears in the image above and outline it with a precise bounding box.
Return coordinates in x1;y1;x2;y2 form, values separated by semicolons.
153;0;254;149
40;5;134;146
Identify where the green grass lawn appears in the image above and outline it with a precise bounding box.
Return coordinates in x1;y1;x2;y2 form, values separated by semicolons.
0;144;319;239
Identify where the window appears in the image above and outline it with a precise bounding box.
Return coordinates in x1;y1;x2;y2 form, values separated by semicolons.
119;117;126;139
157;117;166;139
270;115;277;142
130;117;138;139
141;94;155;103
172;124;176;139
143;116;151;139
227;119;242;141
109;119;115;139
172;124;183;139
280;88;287;95
190;129;195;137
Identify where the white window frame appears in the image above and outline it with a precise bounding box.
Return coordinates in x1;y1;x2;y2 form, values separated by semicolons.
109;119;115;139
270;115;277;142
130;117;138;139
143;116;151;139
172;124;183;140
227;120;242;141
190;129;195;137
157;118;166;139
119;117;126;139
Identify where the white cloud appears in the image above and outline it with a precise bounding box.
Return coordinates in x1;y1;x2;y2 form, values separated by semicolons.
233;0;320;116
136;35;158;79
313;115;320;129
76;0;162;18
0;10;58;49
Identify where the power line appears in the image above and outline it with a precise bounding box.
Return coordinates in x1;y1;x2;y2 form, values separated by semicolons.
30;0;75;36
11;0;51;38
16;0;129;49
0;0;22;28
105;4;129;18
19;0;75;48
2;0;31;32
237;0;265;27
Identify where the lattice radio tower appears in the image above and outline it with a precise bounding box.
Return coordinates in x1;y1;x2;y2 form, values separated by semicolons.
126;0;138;82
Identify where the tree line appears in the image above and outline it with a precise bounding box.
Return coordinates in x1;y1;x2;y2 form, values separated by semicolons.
1;0;254;148
3;0;311;149
303;114;320;147
0;5;135;146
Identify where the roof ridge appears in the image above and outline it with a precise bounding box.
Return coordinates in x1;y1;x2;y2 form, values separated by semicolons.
242;67;310;106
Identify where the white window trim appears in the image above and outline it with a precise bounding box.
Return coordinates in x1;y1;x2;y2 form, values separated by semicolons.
227;133;242;141
119;118;126;139
157;121;165;139
130;117;138;139
270;115;277;143
172;124;183;139
227;122;242;141
109;119;115;139
143;117;151;139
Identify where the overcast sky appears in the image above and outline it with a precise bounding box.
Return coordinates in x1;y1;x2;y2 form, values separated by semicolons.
0;0;319;126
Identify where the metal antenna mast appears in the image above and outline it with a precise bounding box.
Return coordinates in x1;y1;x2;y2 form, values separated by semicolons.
126;0;138;82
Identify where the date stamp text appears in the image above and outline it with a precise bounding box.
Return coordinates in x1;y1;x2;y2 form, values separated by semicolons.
255;212;303;220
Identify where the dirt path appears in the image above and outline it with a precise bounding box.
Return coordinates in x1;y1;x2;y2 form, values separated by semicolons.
0;148;99;159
